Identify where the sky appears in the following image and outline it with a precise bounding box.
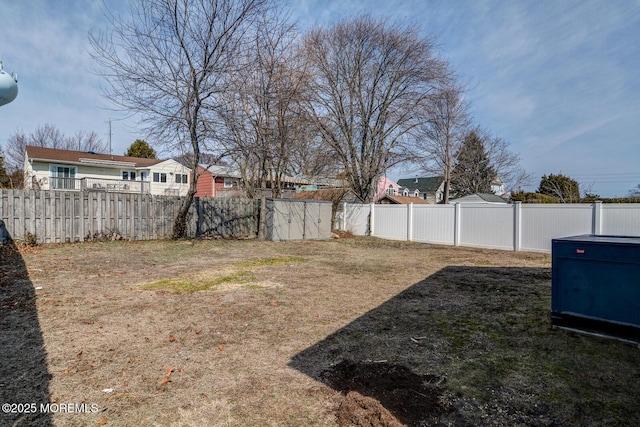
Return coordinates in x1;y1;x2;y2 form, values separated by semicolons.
1;0;639;197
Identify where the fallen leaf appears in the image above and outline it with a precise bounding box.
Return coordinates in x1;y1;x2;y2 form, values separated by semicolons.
218;344;224;352
195;326;202;334
96;416;107;425
270;301;278;306
158;377;170;386
169;335;176;342
165;366;175;377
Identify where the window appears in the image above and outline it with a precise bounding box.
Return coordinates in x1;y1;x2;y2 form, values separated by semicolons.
153;172;167;183
387;184;395;195
50;165;76;189
175;174;188;184
224;177;236;188
414;189;420;198
403;189;409;197
122;171;136;181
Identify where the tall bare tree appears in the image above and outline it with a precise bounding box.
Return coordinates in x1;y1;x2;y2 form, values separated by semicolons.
416;80;470;203
287;133;341;179
90;0;271;238
220;9;310;238
5;124;107;173
302;16;449;203
482;130;532;194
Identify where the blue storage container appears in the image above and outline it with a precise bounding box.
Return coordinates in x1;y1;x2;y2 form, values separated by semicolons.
551;234;640;341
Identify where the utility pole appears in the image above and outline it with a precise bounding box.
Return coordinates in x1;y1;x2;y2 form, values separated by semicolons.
106;119;112;154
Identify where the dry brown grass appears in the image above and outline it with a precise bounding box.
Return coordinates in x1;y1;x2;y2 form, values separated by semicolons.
2;237;638;426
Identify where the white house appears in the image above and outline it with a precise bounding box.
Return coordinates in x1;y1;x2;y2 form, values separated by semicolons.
24;146;192;197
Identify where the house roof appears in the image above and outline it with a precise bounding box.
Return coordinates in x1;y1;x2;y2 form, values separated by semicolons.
201;164;242;179
199;164;312;185
26;146;163;168
378;195;429;204
451;193;508;204
396;176;444;193
292;188;363;203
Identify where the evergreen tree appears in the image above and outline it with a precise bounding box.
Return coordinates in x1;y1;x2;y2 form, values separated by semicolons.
538;173;580;203
450;131;496;197
124;139;157;159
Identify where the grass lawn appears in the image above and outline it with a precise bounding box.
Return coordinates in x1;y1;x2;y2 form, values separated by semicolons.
1;237;638;426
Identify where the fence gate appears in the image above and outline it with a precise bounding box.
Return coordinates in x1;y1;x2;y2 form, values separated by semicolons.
265;198;331;241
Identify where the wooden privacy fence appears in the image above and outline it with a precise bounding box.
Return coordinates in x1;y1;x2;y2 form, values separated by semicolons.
194;196;259;239
0;189;259;244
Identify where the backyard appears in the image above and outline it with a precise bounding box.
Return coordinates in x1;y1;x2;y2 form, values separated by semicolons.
1;236;639;426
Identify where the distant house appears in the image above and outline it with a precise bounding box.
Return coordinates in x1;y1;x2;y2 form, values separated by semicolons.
24;146;192;196
377;194;429;205
293;188;363;229
293;188;362;205
373;176;400;202
450;193;508;204
195;165;242;198
491;177;506;196
396;176;445;203
194;165;313;198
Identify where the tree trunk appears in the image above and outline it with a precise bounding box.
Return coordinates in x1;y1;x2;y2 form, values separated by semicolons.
172;146;200;239
257;178;267;241
172;176;198;239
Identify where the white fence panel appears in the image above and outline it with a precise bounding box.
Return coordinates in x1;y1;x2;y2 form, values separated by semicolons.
602;204;640;236
412;205;455;245
343;203;370;235
520;204;593;252
459;205;515;250
373;205;409;241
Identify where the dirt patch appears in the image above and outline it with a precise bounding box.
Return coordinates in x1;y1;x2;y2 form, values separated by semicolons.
337;391;404;427
323;360;444;426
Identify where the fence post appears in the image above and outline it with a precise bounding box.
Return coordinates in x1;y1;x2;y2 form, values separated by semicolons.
592;201;603;235
454;202;461;247
513;201;522;251
407;203;413;241
369;203;375;236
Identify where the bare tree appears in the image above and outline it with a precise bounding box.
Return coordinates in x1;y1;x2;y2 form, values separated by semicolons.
220;9;310;238
628;184;640;198
287;133;342;179
4;124;108;173
302;16;449;203
482;130;532;194
90;0;271;239
415;80;470;203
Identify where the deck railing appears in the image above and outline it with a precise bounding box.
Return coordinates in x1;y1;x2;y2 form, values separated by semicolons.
43;177;150;194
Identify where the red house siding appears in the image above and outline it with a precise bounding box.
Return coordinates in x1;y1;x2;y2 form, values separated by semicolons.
195;169;231;197
195;172;215;197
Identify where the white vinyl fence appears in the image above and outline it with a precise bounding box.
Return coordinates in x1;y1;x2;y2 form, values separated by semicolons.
341;202;640;253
